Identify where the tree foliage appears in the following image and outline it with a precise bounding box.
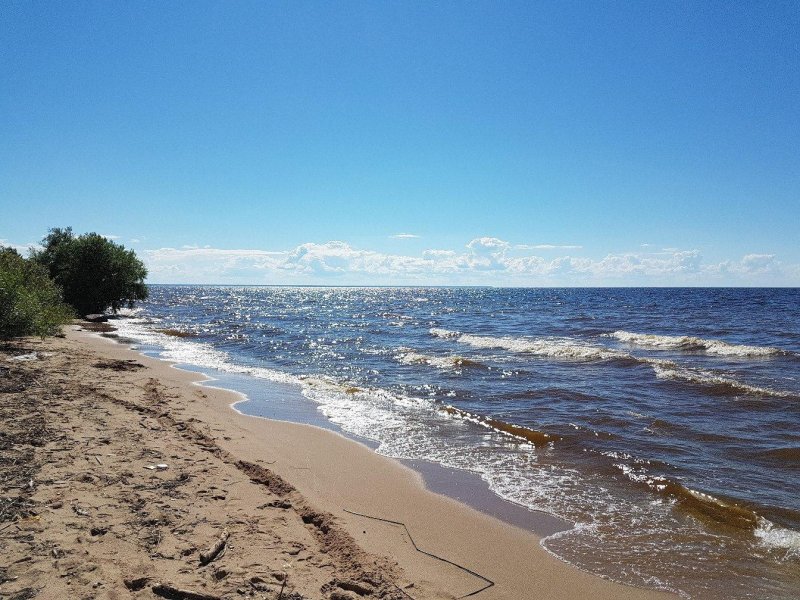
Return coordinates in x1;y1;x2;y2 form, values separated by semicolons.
0;247;74;339
33;228;148;315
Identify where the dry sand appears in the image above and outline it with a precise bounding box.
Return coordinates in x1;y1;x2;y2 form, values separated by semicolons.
0;326;675;600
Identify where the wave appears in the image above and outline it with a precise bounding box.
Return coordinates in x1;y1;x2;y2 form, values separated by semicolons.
609;331;787;357
441;405;559;447
664;483;800;555
449;404;800;557
755;518;800;558
430;328;632;362
429;327;460;339
432;328;793;398
155;328;199;338
649;359;792;398
612;461;800;554
755;447;800;467
395;348;488;370
667;484;759;530
112;318;301;386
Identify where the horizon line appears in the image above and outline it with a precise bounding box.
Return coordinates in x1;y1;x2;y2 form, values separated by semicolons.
144;283;800;290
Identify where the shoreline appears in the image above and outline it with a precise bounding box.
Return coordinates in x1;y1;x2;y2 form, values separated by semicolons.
184;361;572;539
1;326;675;599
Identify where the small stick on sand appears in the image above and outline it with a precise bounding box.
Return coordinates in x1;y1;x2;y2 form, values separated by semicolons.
199;529;229;566
277;575;287;600
152;583;221;600
343;508;495;599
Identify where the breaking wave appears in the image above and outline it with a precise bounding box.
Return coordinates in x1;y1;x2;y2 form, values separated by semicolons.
431;328;793;398
609;330;788;357
395;348;488;370
649;359;792;398
430;328;632;362
609;456;800;554
441;405;559;447
112;317;301;386
755;519;800;558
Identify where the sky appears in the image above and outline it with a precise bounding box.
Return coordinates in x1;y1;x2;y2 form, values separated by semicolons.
1;1;798;286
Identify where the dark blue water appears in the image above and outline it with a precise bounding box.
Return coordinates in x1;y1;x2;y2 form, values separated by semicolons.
114;286;800;599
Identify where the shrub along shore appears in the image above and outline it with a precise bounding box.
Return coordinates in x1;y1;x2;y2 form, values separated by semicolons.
1;227;148;340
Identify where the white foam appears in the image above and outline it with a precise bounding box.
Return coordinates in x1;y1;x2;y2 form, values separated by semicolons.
395;348;484;370
431;328;793;397
609;331;785;357
395;348;455;370
430;328;629;361
649;359;791;398
112;318;300;386
754;518;800;558
429;327;460;339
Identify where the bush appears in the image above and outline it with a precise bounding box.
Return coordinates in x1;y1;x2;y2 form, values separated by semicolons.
33;228;148;315
0;247;74;339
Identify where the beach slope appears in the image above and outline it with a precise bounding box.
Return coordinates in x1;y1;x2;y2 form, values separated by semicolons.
0;327;674;599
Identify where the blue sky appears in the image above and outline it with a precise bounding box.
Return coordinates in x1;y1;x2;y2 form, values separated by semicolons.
1;1;798;285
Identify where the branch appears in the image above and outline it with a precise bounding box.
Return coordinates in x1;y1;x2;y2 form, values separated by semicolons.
343;509;494;599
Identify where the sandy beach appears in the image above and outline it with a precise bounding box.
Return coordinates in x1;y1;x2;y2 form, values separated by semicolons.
0;325;675;600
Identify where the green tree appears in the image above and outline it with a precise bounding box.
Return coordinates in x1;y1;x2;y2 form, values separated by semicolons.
0;247;74;339
33;228;148;315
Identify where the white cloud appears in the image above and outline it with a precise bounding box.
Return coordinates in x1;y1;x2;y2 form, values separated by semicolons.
100;233;121;240
0;239;42;255
422;249;457;259
516;244;583;250
570;249;703;277
141;239;799;286
711;253;779;278
739;253;776;274
467;237;509;252
145;247;287;283
390;233;420;239
462;237;510;271
3;233;793;285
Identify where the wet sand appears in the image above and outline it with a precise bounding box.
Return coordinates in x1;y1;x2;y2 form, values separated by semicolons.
0;326;675;599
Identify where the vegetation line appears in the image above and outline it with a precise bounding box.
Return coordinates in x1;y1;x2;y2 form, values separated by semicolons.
1;227;148;340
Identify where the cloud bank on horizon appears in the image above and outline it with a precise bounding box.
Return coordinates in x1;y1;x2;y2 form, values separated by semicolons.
141;236;795;286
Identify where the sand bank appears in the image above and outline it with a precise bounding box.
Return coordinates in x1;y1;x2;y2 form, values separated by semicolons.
0;327;674;599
